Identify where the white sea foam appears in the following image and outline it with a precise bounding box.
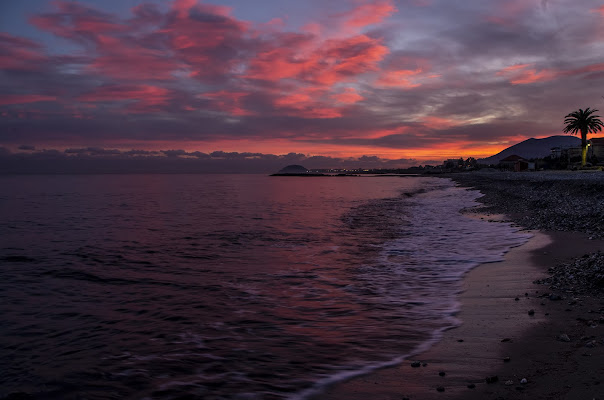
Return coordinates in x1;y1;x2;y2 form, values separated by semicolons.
288;179;531;400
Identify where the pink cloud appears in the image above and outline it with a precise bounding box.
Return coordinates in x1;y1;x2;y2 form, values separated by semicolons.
171;0;232;18
420;116;462;130
31;1;249;83
338;1;397;29
273;88;343;119
497;61;604;85
331;88;364;104
496;63;556;84
78;85;171;112
30;2;181;81
376;69;423;88
89;35;184;80
30;1;130;40
496;63;534;74
318;35;389;81
246;32;389;86
245;42;314;81
0;33;48;71
23;0;394;94
509;69;557;84
161;2;250;81
203;91;253;116
484;0;537;26
0;95;57;106
564;62;604;77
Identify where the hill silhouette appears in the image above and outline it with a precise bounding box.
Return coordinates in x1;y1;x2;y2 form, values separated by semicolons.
479;136;580;165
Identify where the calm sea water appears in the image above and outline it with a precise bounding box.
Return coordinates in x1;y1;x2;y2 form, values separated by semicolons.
0;174;530;400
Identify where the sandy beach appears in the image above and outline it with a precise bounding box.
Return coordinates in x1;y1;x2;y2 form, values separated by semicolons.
320;171;604;400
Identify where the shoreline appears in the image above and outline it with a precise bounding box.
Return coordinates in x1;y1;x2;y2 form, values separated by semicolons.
320;171;604;400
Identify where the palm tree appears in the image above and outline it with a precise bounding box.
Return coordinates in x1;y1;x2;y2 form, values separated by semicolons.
563;108;604;166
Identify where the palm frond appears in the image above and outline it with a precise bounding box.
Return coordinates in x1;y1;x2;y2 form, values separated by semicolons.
563;107;604;135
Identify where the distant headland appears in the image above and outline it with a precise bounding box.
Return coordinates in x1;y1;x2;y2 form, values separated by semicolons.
270;164;328;176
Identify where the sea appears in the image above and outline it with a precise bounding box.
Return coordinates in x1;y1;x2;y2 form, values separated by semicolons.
0;174;531;400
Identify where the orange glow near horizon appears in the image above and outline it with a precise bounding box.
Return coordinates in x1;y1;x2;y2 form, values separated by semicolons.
23;135;550;164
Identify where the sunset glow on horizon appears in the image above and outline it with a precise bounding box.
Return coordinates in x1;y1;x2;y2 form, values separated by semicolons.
2;0;604;167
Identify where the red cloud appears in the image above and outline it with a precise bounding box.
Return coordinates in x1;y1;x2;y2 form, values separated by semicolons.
203;91;253;116
247;33;388;86
497;62;604;85
331;88;364;104
0;33;48;71
273;88;343;119
12;1;400;128
564;62;604;77
89;35;183;80
31;1;249;82
171;0;232;18
24;0;394;92
338;1;397;29
497;63;556;84
509;69;556;84
319;35;389;81
30;2;180;81
376;69;423;88
245;43;313;81
78;85;171;112
594;5;604;15
30;1;130;40
484;0;536;26
0;95;57;106
162;1;249;81
420;116;463;130
376;55;440;89
496;63;534;74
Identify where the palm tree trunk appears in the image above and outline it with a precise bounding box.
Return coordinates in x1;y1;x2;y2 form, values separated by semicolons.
581;128;587;166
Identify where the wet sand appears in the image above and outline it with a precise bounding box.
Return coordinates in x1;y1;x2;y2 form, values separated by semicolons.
320;171;604;400
320;230;604;400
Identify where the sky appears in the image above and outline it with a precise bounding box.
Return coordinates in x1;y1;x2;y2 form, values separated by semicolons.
1;0;604;170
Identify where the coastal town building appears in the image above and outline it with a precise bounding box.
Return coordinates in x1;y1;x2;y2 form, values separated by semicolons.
590;137;604;160
498;155;535;171
550;147;562;158
553;138;604;164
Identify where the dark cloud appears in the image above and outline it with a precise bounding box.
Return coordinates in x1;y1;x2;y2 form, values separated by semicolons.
0;147;419;174
65;147;122;155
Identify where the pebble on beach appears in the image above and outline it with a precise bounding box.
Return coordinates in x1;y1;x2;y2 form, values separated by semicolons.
528;309;535;316
558;333;571;342
436;386;445;392
410;361;421;368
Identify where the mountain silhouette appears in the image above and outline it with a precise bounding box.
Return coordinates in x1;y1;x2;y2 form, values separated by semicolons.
479;136;581;165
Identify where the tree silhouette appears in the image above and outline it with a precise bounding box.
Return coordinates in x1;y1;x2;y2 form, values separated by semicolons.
563;108;604;166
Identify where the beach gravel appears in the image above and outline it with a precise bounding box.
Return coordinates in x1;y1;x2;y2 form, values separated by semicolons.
447;170;604;239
